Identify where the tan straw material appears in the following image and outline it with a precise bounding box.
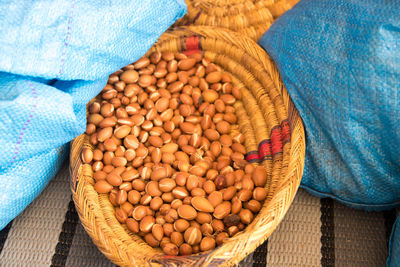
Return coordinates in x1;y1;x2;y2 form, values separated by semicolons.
70;26;305;266
175;0;300;41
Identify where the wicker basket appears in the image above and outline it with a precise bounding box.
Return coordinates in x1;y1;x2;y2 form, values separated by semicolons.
70;26;305;266
175;0;300;41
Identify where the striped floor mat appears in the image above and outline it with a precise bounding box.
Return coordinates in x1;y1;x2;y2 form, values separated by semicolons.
0;163;396;266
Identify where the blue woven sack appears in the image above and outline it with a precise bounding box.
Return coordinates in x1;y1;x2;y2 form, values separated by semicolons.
258;1;399;265
259;0;400;210
0;0;186;230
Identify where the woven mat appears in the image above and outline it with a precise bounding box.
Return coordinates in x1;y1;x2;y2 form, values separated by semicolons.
0;162;396;267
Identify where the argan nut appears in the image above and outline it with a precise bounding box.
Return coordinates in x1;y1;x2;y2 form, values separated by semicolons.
252;166;267;186
253;187;267;201
126;218;139;233
94;180;113;193
227;226;239;237
191;196;214;212
174;219;190;232
163;243;179;256
171;231;184;246
184;227;202;245
223;214;241;227
211;219;224;233
152;224;164;241
196;212;212;224
200;237;216;251
213;201;231;219
247;200;262;213
208;191;223;208
239;209;254;224
140;216;155;233
81;148;93;164
145;233;160;247
179;243;193;255
216;232;229;245
200;223;213;236
132;206;147;221
177;205;197;220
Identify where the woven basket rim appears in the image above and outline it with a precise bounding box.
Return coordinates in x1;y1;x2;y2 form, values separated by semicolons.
70;26;305;267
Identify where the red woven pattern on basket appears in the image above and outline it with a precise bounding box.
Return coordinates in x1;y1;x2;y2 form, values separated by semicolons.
183;36;201;56
245;120;290;163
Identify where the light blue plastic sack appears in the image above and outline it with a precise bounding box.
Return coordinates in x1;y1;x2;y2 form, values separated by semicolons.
0;0;186;230
259;0;400;210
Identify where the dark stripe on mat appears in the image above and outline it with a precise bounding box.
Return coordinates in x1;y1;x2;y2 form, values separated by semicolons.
0;220;13;255
51;199;79;267
252;239;268;267
384;209;397;250
321;198;334;267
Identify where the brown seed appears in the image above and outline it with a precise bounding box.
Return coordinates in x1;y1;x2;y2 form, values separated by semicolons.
239;209;254;224
216;232;229;245
160;143;178;154
116;190;128;205
191;187;206;197
179;243;192;255
94;180;113;193
252;166;268;186
237;189;253;202
81;148;93;164
177;205;197;220
151;167;167;181
205;71;222;84
151;148;162;163
159;178;176;192
200;237;216;252
165;209;178;223
123;135;139;150
253;187;267;201
204;129;220;141
224;214;241;227
148;136;163;147
184;227;202;245
144;233;160;248
208;191;223;208
171;231;184;246
200;223;213;236
120;70;139;83
216;121;231;135
146;181;162;197
163;223;174;237
186;175;199;191
214;175;227;190
163;243;179;256
132;179;146;191
223;186;237;201
127;190;141;205
140;216;155;233
178;58;196;70
174;219;190;232
172;187;189;199
115;208;128;223
213;201;231;219
247;199;262;213
211;219;224;233
106;173;122;187
203;180;216;194
231;197;242;214
202;90;219;103
111;156;127;167
227;226;239;237
126;218;139;233
150;196;163;211
132;206;147;221
191;197;214;212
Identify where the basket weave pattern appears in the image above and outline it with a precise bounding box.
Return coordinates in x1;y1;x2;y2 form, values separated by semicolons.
70;26;305;266
175;0;300;41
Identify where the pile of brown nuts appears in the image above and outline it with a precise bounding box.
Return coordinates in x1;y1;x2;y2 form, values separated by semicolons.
81;51;268;256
